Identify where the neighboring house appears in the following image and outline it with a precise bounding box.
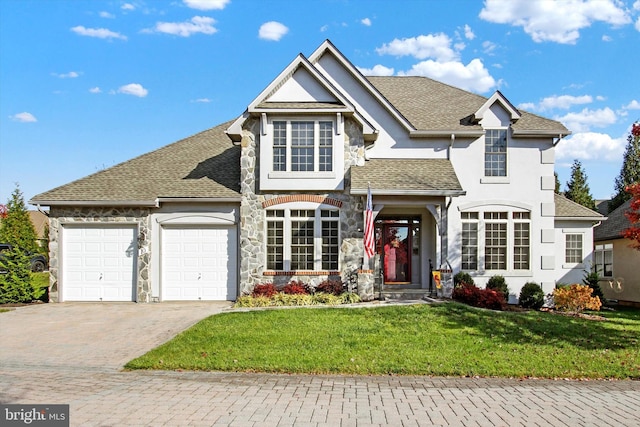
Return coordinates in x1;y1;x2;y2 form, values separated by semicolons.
594;199;640;305
30;40;603;303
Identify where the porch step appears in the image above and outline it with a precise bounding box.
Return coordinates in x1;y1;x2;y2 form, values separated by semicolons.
380;288;436;301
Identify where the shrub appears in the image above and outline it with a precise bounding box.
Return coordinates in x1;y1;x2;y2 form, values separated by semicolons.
453;271;474;286
316;279;344;296
339;292;361;304
313;292;342;305
234;295;272;307
519;282;545;309
486;275;509;301
251;283;277;298
272;293;314;306
553;284;602;314
282;280;309;295
452;282;504;310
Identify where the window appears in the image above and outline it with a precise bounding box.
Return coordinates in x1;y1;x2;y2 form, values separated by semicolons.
485;129;507;177
461;209;531;272
461;212;478;270
513;212;530;270
266;207;339;271
271;120;333;173
594;244;613;277
565;234;583;264
485;212;507;270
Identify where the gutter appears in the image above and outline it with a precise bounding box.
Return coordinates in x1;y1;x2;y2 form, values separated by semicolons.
351;189;466;197
410;130;483;138
29;197;242;208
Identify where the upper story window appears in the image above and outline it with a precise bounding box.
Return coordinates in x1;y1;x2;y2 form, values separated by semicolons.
272;120;333;173
484;129;507;177
261;115;344;191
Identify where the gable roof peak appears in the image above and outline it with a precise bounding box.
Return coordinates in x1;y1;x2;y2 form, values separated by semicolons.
474;90;521;123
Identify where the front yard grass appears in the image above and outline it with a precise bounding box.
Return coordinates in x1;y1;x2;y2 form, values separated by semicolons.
125;302;640;379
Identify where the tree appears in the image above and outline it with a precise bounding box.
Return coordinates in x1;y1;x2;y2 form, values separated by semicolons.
0;184;39;253
623;183;640;251
565;159;596;210
610;122;640;212
554;172;561;193
0;246;39;303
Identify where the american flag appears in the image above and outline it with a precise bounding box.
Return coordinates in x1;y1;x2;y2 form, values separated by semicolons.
364;184;375;258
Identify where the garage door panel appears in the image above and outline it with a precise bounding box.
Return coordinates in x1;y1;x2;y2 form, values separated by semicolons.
162;226;236;301
62;226;136;302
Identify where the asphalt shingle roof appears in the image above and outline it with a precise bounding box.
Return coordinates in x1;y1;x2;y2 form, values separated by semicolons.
594;199;632;241
367;76;569;134
351;159;464;195
554;194;604;219
30;122;240;204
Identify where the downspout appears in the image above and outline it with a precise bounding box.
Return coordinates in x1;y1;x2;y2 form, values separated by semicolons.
553;133;567;147
448;133;455;160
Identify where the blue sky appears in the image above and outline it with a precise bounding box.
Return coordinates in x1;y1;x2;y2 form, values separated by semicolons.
1;0;639;206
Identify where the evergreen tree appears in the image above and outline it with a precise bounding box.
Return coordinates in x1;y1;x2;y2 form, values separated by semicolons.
0;184;39;253
0;245;37;303
554;172;561;194
610;122;640;212
565;159;596;210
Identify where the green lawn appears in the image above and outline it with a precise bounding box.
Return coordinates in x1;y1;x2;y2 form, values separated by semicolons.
125;303;640;379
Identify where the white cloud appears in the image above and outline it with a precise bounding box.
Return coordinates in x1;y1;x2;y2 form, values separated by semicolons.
71;25;127;40
121;3;135;11
52;71;80;78
89;87;102;94
479;0;631;44
399;58;497;93
320;24;329;32
482;40;497;54
555;107;617;132
376;34;459;62
149;16;218;37
463;24;475;40
625;100;640;109
522;94;594;112
259;21;289;41
10;112;37;123
361;18;372;26
357;64;395;76
602;34;613;41
99;11;115;18
191;98;211;103
183;0;229;10
556;132;625;161
117;83;148;97
636;16;640;32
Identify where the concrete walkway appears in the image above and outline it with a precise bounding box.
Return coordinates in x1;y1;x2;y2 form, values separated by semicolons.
1;303;639;426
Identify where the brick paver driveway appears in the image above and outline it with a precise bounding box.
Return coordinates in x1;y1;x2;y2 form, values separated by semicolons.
1;303;639;426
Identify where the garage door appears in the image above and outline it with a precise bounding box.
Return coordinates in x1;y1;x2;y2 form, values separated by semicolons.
161;226;237;301
62;226;137;301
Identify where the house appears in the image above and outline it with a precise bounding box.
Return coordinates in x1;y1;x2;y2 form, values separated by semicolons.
594;199;640;306
30;40;603;303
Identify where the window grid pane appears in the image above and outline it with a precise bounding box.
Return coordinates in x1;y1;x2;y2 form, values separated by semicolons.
462;222;478;270
291;122;314;172
291;220;314;270
485;222;507;270
514;222;530;270
266;221;284;270
565;234;583;264
319;121;333;172
485;129;507;177
321;219;339;270
273;121;287;172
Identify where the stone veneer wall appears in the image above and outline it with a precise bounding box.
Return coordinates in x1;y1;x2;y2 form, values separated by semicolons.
238;116;367;295
47;206;151;302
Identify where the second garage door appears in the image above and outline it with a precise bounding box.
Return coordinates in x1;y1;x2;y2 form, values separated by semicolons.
161;226;237;301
